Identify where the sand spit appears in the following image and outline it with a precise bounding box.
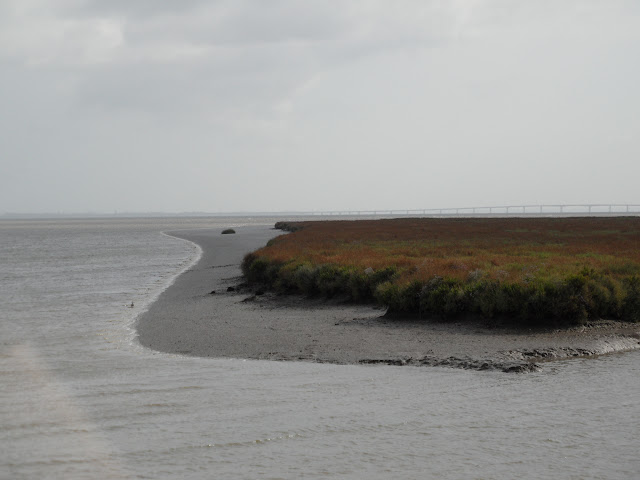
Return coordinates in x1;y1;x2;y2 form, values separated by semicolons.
136;226;640;373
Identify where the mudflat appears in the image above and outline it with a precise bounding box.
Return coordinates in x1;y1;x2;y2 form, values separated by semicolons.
136;226;640;372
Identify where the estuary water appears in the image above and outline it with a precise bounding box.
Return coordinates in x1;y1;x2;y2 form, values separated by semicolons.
1;217;638;479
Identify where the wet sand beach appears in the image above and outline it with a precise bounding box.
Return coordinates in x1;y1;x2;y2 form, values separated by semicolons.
136;226;640;372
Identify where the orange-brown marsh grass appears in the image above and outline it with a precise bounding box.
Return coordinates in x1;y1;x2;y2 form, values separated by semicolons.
243;217;640;324
259;217;640;283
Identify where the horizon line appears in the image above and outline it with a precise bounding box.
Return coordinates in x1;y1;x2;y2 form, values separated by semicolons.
3;203;640;219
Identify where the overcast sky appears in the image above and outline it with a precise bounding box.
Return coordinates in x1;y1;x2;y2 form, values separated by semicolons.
1;0;639;214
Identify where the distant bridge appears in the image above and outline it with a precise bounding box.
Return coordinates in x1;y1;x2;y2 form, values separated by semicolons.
234;204;640;217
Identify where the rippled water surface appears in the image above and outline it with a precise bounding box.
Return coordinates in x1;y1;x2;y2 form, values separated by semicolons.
1;217;639;479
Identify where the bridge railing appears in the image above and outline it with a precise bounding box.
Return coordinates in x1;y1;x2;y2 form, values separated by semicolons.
237;204;640;217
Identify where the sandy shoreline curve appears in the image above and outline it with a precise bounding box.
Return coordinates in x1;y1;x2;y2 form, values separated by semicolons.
136;225;640;372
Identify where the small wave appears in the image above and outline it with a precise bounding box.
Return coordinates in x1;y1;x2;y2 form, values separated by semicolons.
166;433;306;452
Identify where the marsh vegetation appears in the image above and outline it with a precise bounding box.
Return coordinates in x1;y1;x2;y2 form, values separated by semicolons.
242;218;640;326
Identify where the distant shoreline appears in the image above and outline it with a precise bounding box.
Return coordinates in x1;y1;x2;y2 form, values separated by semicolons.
136;225;640;373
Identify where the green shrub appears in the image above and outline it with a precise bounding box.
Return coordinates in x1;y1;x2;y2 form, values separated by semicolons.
292;263;317;294
471;280;500;318
419;277;469;319
241;254;283;285
375;282;402;311
347;271;369;301
583;274;623;319
399;280;423;312
275;262;303;292
376;281;420;313
512;276;591;325
264;262;282;285
242;245;640;327
242;254;267;283
316;265;349;297
370;267;397;286
622;276;640;322
495;282;527;317
241;252;255;276
274;221;304;232
350;266;397;302
555;275;589;323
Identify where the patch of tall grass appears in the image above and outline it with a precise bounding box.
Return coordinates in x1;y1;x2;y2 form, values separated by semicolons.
242;218;640;326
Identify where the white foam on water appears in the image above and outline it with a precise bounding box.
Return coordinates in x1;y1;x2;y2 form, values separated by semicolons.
121;231;203;354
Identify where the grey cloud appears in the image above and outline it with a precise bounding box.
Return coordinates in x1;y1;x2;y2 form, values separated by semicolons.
74;49;309;117
66;0;351;47
66;0;213;19
1;0;639;213
67;0;458;118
